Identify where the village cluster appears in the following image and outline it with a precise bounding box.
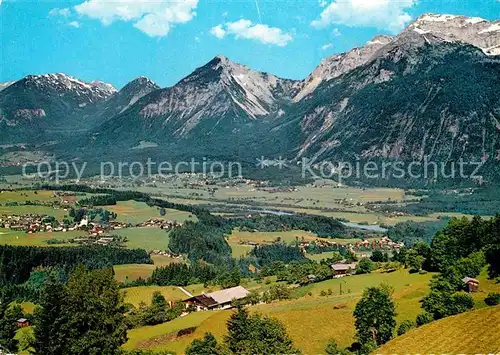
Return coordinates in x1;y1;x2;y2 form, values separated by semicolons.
237;235;405;256
0;213;182;248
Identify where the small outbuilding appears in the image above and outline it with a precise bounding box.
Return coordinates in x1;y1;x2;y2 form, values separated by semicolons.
462;277;479;293
17;318;29;328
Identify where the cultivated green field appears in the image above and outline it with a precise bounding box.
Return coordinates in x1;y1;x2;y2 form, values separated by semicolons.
122;286;187;307
0;228;85;246
0;190;57;203
106;200;196;225
114;255;183;283
230;244;254;258
116;227;171;250
0;205;69;219
306;251;346;261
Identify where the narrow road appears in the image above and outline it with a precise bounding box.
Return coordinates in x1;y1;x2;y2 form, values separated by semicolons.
178;286;193;298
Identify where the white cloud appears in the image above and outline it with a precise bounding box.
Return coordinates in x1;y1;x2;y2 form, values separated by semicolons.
321;43;333;50
74;0;198;37
210;24;226;39
211;19;292;47
319;0;328;7
68;21;81;28
332;28;341;37
49;8;71;17
311;0;416;33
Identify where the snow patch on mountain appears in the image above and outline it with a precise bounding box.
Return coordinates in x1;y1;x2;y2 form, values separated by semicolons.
0;81;15;91
407;14;500;56
24;73;116;101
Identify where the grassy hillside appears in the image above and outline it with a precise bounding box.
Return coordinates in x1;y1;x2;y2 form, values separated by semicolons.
124;270;434;354
377;305;500;354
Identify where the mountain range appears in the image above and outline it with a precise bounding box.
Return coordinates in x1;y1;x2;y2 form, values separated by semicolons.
1;13;499;183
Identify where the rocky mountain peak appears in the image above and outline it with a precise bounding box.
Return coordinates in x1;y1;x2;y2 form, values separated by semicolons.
20;73;116;101
90;80;117;96
406;13;500;55
99;76;160;116
159;56;298;120
121;76;159;92
293;35;392;102
366;35;394;46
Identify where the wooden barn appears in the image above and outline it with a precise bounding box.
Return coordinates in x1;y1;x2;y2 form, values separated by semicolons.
331;263;357;278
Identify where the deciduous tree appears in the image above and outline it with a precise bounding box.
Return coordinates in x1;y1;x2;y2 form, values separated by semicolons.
353;284;397;347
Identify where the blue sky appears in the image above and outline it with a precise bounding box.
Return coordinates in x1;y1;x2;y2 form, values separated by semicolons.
1;0;499;88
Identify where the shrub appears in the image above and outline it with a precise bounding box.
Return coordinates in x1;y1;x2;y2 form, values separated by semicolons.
397;320;415;336
320;290;327;297
449;292;474;315
484;292;500;306
416;312;433;327
356;258;375;274
325;340;353;355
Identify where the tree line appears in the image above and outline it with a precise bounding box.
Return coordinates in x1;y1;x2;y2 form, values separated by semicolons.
0;245;151;302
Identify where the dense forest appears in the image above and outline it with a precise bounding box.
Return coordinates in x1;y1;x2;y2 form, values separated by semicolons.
229;214;348;237
0;245;151;301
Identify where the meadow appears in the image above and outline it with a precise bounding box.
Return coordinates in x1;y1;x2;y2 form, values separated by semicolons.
0;205;69;220
114;255;183;283
122;283;218;307
377;305;500;354
122;286;188;307
0;190;57;203
116;227;171;250
122;267;500;354
106;200;196;225
0;228;85;246
123;270;436;354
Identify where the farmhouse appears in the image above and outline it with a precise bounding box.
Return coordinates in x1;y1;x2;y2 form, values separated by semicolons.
183;286;250;311
331;263;357;278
